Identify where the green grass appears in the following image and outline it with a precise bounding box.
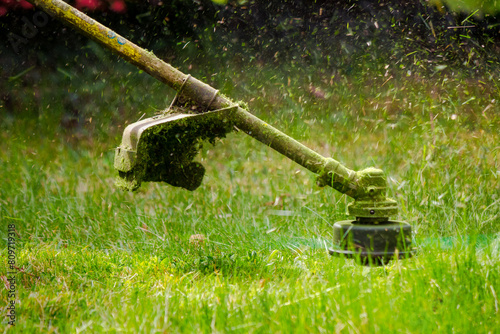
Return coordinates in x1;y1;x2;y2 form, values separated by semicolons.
1;58;499;332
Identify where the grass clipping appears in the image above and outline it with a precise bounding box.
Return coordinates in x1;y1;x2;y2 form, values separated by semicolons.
116;109;235;191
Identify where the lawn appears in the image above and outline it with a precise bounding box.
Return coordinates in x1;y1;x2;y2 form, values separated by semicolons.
1;48;500;332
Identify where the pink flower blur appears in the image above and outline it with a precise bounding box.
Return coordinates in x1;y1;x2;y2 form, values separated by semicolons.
109;0;126;13
75;0;101;11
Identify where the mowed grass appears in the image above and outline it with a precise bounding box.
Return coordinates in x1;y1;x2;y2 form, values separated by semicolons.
1;59;500;333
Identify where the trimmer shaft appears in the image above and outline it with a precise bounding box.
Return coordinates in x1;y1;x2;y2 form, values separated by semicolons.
26;0;415;266
330;220;413;265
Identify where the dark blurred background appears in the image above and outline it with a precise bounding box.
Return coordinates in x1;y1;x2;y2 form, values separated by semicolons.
3;0;500;71
1;0;499;141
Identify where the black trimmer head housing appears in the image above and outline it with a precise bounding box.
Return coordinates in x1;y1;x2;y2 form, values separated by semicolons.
330;220;413;265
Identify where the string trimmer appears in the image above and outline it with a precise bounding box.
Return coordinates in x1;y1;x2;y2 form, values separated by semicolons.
27;0;413;265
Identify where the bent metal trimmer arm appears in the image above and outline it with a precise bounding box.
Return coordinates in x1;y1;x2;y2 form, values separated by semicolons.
27;0;413;264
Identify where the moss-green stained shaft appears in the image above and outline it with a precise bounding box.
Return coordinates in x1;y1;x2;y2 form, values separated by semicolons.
28;0;399;218
231;107;326;173
230;106;359;196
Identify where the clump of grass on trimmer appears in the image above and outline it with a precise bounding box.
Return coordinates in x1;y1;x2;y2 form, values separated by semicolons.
115;109;235;192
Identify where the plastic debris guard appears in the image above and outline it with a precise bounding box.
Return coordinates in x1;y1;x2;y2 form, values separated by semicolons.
114;78;238;191
27;0;414;264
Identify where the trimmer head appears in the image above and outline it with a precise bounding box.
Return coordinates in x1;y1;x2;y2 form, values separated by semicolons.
114;107;236;191
330;220;413;265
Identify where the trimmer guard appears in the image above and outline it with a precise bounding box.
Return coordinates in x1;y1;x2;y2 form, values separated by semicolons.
114;107;236;191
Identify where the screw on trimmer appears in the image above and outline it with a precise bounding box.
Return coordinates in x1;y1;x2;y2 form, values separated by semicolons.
27;0;414;265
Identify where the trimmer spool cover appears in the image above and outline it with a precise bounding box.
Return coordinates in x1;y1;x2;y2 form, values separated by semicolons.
330;220;413;265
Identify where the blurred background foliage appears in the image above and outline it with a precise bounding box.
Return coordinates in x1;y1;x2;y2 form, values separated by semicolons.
2;0;500;68
1;0;499;75
1;0;499;132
